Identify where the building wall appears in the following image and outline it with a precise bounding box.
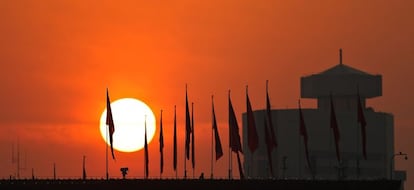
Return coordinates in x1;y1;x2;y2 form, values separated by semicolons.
242;107;394;180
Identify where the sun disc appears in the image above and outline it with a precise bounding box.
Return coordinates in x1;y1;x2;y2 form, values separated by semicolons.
99;98;156;152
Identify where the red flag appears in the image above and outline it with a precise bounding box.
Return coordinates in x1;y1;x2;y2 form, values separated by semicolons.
144;117;149;179
263;116;274;177
159;110;164;174
173;106;177;171
357;89;367;160
106;88;115;160
330;94;341;163
191;102;195;169
246;86;259;153
299;100;311;171
212;97;223;160
266;81;277;149
228;92;243;153
185;86;192;160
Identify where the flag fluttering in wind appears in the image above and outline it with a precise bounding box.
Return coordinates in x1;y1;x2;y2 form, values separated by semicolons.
191;102;195;170
357;88;367;160
266;81;277;149
299;100;312;172
159;110;164;174
330;94;341;163
263;115;274;177
246;86;259;153
173;106;177;171
228;91;244;179
185;86;192;160
106;88;116;160
144;117;149;179
228;92;243;153
212;96;223;160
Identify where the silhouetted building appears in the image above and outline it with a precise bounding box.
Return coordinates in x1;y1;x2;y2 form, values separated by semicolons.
242;50;406;188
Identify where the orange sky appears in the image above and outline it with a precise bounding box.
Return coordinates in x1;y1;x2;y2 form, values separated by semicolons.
0;0;413;188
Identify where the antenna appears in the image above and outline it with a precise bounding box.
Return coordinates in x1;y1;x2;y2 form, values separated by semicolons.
339;48;343;65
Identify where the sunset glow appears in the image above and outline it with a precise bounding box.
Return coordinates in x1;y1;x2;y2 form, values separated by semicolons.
0;1;413;189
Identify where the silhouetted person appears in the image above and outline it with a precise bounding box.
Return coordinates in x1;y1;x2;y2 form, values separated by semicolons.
199;172;204;179
120;167;129;179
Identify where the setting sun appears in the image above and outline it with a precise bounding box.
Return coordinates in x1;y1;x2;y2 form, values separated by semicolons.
99;98;156;152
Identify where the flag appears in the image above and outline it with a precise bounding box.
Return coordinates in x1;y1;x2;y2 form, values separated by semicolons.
357;89;367;160
185;86;192;160
299;100;312;172
228;92;243;153
106;88;116;160
330;94;341;162
191;102;195;169
212;97;223;160
236;151;245;179
173;106;177;171
246;86;259;153
144;117;149;179
263;116;274;177
266;81;277;149
159;110;164;174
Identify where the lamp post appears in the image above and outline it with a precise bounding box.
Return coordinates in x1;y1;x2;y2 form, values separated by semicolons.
390;152;408;179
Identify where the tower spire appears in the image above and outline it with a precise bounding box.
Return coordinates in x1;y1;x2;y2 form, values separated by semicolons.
339;48;343;65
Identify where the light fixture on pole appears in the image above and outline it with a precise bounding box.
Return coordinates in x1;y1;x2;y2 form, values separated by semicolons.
390;152;408;179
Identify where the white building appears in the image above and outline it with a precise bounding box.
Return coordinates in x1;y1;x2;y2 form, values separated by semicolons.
242;50;406;183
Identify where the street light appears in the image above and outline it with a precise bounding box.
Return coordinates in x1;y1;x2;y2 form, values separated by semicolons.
390;152;408;179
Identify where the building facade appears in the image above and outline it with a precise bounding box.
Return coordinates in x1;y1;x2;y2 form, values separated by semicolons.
242;51;405;183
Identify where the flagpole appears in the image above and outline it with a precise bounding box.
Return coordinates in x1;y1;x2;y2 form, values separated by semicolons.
329;118;333;178
191;102;195;179
297;101;302;178
184;84;188;179
160;109;163;179
298;99;302;177
298;116;302;178
160;110;161;179
211;95;214;179
144;115;146;179
53;162;56;180
83;155;87;180
236;151;244;179
228;90;232;180
229;148;232;179
106;121;109;180
355;85;360;180
329;100;333;178
144;115;148;179
247;86;253;178
356;112;360;179
105;89;109;180
184;147;187;179
173;105;178;179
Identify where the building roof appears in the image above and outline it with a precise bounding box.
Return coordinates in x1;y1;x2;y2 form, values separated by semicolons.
318;63;371;76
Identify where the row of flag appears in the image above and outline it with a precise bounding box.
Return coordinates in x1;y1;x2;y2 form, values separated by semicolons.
104;83;367;178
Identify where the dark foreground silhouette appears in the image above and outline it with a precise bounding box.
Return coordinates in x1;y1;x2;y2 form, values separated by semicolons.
0;179;402;190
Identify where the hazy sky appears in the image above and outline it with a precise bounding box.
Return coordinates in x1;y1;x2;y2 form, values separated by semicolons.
0;0;413;188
